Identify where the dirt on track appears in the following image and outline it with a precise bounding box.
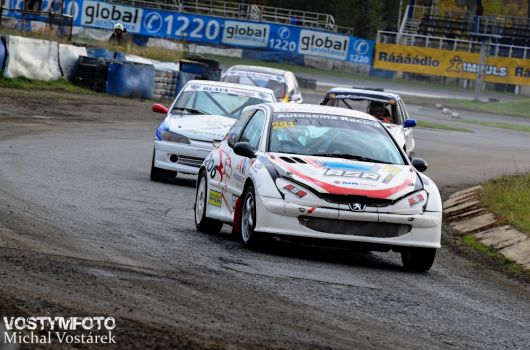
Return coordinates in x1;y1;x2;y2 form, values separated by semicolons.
0;88;529;350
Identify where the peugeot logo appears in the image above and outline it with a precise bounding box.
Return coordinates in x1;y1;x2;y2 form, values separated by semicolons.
349;202;365;212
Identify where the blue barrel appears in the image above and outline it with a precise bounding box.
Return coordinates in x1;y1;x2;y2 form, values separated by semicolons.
106;62;155;99
179;61;209;77
0;37;6;71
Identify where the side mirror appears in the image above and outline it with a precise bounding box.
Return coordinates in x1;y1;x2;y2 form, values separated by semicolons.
233;142;256;159
152;103;169;114
411;158;428;172
403;119;416;128
404;119;416;128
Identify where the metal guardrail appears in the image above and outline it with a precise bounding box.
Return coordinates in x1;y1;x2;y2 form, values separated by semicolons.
109;0;357;34
377;31;530;59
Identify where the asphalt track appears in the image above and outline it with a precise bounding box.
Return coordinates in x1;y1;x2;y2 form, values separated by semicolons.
0;88;529;349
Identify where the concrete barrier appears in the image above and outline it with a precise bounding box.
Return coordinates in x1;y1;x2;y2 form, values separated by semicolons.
59;44;88;79
4;35;62;80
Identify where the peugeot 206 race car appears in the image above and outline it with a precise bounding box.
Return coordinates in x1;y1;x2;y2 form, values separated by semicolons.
321;88;417;157
194;103;442;271
150;80;276;182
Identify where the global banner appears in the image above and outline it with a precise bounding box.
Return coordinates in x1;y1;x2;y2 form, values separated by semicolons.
4;0;374;64
374;43;530;85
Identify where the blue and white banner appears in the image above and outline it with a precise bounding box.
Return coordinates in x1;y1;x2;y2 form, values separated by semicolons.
4;0;374;64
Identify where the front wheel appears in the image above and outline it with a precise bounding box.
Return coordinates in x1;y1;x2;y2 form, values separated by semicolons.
195;171;223;234
150;150;177;182
240;185;262;247
401;247;436;271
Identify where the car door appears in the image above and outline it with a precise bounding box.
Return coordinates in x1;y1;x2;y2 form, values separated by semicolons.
225;109;267;213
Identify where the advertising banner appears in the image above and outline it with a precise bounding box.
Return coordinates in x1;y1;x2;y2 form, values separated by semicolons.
374;43;530;85
5;0;375;64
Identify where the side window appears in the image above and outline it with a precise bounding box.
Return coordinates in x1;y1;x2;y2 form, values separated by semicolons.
227;109;254;148
239;110;266;150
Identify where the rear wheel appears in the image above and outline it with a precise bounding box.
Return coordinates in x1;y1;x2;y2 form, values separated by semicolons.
195;171;223;234
241;185;261;247
401;247;436;271
150;150;177;182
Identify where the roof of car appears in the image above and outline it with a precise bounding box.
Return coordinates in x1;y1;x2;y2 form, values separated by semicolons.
186;80;275;95
267;103;378;121
325;87;402;100
226;65;289;77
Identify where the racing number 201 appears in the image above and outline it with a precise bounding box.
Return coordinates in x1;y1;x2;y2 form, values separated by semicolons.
164;16;220;40
272;121;295;129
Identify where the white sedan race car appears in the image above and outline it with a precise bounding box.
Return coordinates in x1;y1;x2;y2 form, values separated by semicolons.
194;103;442;271
150;80;276;182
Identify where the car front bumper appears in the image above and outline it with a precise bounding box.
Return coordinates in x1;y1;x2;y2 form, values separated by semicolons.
254;195;441;249
154;140;212;175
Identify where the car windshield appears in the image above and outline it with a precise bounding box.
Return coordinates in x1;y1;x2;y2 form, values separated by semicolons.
268;112;405;165
173;84;274;119
222;71;286;100
323;95;400;124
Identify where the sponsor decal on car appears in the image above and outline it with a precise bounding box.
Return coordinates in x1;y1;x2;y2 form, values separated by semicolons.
275;113;381;127
408;193;425;207
225;70;286;82
208;190;222;207
185;84;271;99
283;184;307;198
323;169;381;181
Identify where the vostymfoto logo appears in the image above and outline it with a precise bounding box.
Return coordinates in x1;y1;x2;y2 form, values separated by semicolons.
222;21;269;47
81;0;142;32
2;316;117;345
298;29;349;60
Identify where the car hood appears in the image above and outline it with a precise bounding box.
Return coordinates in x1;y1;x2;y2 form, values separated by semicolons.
168;113;236;142
384;124;405;148
267;153;422;200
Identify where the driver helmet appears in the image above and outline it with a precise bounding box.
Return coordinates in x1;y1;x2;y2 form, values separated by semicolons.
114;23;124;31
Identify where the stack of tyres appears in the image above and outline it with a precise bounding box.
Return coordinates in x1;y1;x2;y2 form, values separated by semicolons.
153;70;177;100
71;56;109;92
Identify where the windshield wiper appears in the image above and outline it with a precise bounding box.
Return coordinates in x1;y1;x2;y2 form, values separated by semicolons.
172;107;209;115
313;153;387;164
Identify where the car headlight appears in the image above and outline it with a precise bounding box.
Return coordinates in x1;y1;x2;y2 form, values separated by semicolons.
160;131;190;144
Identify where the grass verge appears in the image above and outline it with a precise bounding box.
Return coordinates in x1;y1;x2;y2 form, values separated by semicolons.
481;174;530;235
0;77;91;94
458;119;530;133
416;120;472;133
450;99;530;119
462;235;528;276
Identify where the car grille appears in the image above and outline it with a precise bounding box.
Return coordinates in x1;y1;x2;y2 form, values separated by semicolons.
177;155;204;168
298;216;411;238
317;193;394;207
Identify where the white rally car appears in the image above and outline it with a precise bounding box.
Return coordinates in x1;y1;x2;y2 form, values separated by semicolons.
321;88;416;157
194;103;442;271
150;80;276;182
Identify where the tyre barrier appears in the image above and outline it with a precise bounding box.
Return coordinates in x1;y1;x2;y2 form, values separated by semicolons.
71;56;112;93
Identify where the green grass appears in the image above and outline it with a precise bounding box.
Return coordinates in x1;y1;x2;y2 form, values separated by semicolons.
462;235;528;276
458;119;530;133
416;120;472;133
481;174;530;235
449;99;530;119
0;77;91;93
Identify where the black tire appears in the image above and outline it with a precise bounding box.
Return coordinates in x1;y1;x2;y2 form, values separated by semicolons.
240;184;263;247
194;171;223;234
150;150;177;182
401;247;436;272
